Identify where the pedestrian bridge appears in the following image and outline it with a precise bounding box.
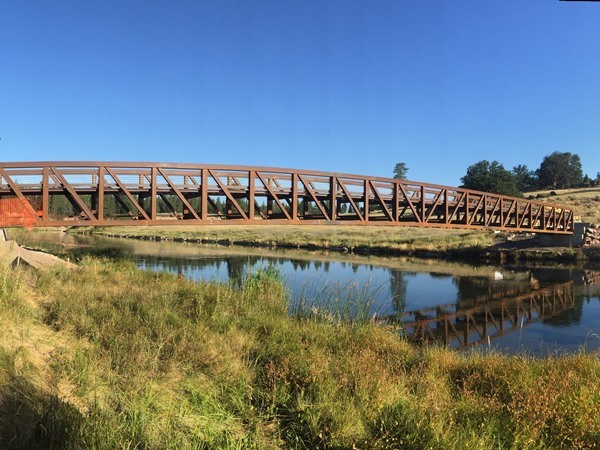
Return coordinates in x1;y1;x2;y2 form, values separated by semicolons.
0;161;574;234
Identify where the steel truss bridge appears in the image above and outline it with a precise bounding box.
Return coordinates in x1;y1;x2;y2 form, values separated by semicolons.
0;162;574;233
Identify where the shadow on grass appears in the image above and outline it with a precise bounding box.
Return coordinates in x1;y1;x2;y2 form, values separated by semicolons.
0;351;83;450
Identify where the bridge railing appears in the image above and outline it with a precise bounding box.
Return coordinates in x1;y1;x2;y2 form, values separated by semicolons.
0;161;575;233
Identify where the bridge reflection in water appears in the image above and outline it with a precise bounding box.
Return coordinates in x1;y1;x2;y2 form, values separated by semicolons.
398;281;575;349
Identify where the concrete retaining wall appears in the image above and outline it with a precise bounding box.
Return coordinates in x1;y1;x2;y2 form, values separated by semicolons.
537;222;589;247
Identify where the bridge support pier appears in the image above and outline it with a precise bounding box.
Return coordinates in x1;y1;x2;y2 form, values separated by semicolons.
537;223;587;247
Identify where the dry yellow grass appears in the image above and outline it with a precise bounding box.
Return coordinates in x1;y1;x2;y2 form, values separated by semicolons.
86;224;496;256
527;187;600;224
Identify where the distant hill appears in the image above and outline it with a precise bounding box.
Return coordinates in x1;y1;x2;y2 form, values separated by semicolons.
526;187;600;224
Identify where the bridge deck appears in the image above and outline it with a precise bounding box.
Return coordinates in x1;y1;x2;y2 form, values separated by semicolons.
0;162;574;233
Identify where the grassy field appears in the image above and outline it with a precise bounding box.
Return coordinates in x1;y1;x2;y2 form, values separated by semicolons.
1;253;599;449
85;224;497;257
527;186;600;225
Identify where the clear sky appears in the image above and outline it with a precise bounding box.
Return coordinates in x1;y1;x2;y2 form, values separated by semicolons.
1;0;599;186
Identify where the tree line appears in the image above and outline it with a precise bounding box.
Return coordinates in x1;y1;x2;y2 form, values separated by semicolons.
395;151;599;197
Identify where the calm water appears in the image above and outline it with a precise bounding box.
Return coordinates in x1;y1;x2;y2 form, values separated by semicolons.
12;230;600;355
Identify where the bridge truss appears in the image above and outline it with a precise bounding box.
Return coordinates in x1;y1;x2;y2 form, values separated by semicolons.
0;162;574;233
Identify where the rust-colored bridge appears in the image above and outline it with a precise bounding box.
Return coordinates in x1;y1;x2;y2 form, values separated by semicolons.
0;162;574;233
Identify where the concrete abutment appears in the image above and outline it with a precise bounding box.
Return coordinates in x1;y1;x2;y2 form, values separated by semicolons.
536;222;591;248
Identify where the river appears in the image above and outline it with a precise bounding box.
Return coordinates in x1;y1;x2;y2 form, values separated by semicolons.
11;230;600;355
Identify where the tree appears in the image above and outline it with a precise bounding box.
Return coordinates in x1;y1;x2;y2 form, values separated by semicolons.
393;162;408;180
582;174;591;187
460;160;521;197
536;151;583;190
512;164;537;192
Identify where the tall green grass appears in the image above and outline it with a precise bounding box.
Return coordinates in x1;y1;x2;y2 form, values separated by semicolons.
291;278;385;323
0;257;599;448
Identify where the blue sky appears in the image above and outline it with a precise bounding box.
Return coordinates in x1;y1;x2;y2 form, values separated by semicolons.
1;0;599;186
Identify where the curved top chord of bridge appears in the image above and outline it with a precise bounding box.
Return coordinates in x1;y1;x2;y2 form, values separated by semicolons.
0;161;574;234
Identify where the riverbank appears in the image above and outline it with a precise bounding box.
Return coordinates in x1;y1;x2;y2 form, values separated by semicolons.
1;256;599;449
75;224;600;262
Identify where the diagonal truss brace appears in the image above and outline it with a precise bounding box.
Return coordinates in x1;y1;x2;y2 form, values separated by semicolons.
255;172;292;220
49;167;97;221
298;174;330;220
157;168;201;220
398;184;422;223
105;167;150;220
336;178;364;221
207;170;248;220
368;181;394;221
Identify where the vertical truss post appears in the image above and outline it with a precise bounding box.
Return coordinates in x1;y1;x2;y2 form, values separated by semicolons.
291;173;298;220
301;192;308;218
483;195;488;227
541;205;546;230
421;185;426;223
363;179;369;223
393;182;399;222
201;169;208;221
444;190;449;225
151;167;157;220
329;176;336;221
248;170;255;220
529;204;533;230
42;167;49;221
98;167;104;221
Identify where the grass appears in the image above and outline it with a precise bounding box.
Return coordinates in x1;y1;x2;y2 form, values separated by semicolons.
290;278;387;323
527;186;600;224
0;253;599;449
78;224;497;257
